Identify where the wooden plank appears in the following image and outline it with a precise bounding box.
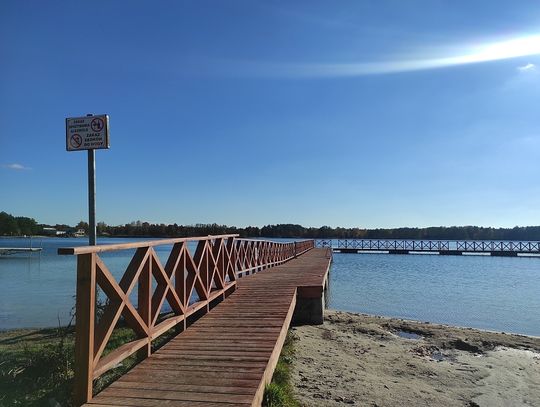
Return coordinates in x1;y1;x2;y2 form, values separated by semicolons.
142;354;271;362
97;387;255;403
93;338;148;378
159;345;275;352
109;381;256;395
149;350;272;358
88;398;249;407
140;364;265;373
161;339;278;345
119;373;261;387
150;314;185;340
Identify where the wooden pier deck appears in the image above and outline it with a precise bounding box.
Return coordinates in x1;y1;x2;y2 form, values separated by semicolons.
77;246;330;406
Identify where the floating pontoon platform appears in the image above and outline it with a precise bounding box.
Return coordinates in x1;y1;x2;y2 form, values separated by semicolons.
0;248;42;256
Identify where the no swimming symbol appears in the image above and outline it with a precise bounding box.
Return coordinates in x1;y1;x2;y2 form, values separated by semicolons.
70;134;82;149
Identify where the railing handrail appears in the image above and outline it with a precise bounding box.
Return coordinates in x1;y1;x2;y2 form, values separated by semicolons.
58;234;240;255
236;237;310;242
61;235;314;405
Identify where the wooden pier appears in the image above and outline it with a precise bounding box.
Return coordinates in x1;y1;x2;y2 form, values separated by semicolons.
59;237;331;406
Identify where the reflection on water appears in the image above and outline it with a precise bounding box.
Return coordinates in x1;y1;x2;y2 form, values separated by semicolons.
327;252;540;336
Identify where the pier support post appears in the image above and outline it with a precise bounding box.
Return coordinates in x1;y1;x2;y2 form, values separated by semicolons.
292;275;328;325
293;294;325;325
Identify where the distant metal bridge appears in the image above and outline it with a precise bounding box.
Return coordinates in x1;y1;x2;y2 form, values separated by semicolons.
315;239;540;257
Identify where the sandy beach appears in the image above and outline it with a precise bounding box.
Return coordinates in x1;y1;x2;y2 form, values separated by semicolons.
290;310;540;407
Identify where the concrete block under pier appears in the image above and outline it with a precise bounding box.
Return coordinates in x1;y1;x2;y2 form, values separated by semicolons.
490;251;518;257
439;250;463;256
388;249;410;255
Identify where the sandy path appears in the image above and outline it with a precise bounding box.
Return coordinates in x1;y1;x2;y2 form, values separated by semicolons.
290;311;540;407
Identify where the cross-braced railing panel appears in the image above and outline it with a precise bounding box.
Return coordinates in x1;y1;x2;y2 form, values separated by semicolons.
234;239;313;276
315;239;540;253
59;235;314;405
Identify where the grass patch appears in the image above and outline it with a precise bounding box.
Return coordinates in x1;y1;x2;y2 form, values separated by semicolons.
0;324;141;406
0;314;183;406
0;325;75;406
263;331;300;407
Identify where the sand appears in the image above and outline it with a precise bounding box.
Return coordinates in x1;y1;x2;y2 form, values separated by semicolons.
290;310;540;407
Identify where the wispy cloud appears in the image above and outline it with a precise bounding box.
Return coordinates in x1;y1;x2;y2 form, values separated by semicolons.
517;63;536;72
3;163;31;171
501;61;540;91
220;34;540;78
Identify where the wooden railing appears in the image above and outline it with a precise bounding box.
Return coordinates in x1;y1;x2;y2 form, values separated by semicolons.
58;235;314;405
235;238;314;276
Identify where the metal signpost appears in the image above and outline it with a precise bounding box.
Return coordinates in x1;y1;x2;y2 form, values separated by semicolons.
65;114;110;245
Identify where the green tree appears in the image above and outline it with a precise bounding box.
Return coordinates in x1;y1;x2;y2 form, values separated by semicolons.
97;221;108;235
0;212;19;235
15;216;39;235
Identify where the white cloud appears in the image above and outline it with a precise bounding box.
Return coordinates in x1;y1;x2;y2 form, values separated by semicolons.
517;63;536;72
3;163;31;170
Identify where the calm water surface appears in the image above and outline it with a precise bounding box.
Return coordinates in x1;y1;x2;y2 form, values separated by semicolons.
1;237;539;336
327;252;540;336
0;237;181;330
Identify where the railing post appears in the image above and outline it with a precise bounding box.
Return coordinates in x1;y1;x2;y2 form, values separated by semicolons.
74;253;96;406
234;239;240;274
294;242;298;258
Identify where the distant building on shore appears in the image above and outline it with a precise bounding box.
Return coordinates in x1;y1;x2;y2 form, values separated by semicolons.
73;228;86;237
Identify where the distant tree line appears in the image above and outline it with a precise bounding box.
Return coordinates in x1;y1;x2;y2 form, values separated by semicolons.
0;212;88;236
2;211;540;241
99;221;540;241
0;212;41;235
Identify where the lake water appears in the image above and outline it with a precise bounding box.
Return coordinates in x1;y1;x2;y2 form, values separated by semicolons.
327;252;540;336
1;237;539;336
0;237;181;330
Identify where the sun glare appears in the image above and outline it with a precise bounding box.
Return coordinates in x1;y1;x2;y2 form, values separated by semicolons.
368;34;540;75
471;35;540;63
271;34;540;77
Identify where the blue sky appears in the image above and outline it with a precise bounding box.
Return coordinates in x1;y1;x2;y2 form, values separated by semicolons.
2;1;540;228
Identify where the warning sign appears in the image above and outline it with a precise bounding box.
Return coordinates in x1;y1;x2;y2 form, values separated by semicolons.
65;115;110;151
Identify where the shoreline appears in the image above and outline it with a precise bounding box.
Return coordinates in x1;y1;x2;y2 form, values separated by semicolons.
2;312;539;338
290;310;540;407
328;310;540;340
1;305;539;338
